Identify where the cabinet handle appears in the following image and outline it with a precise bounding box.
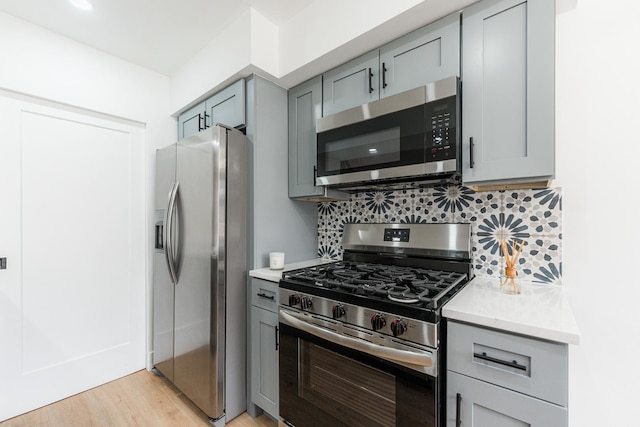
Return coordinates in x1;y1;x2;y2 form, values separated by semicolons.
469;137;475;168
275;325;279;351
456;393;461;427
368;68;374;94
473;352;527;371
257;292;275;300
313;165;318;187
198;113;204;132
204;111;210;129
382;62;387;89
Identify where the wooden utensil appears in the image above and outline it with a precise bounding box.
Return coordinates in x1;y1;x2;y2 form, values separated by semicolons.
500;238;525;293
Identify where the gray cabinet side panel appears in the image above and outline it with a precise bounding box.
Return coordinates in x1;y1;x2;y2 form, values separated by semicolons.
248;75;317;269
322;50;380;116
380;12;460;98
206;79;246;129
288;77;324;198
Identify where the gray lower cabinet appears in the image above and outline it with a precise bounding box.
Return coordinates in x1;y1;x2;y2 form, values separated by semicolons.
177;79;245;140
322;13;460;117
288;76;324;199
249;278;279;419
447;371;567;426
446;321;568;427
461;0;555;187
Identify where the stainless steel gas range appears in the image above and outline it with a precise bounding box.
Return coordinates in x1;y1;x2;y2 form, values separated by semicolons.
278;223;472;427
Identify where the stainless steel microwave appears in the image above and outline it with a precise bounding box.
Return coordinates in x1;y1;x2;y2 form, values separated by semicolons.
316;76;460;190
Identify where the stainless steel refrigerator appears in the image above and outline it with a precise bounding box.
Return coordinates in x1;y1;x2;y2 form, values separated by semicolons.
152;125;247;424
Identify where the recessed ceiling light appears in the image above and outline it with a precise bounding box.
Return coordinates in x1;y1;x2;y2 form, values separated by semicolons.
69;0;93;11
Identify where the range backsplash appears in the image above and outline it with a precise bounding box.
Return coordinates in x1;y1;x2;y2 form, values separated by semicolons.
317;185;562;285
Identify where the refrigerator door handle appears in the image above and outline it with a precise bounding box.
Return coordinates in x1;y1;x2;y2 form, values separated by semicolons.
164;182;179;284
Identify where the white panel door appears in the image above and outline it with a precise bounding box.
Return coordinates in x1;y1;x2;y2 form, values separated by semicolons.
0;93;146;421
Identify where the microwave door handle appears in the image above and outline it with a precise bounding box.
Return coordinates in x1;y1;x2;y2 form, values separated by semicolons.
279;309;433;368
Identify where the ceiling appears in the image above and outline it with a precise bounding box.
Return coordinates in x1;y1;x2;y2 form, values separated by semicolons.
0;0;315;76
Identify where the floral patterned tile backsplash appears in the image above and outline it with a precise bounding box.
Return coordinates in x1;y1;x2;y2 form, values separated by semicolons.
317;186;562;285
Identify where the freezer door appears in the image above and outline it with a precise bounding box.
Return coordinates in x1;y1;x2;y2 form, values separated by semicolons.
173;126;227;419
152;144;177;381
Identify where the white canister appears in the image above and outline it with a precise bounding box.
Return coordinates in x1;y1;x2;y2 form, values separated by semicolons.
269;252;285;270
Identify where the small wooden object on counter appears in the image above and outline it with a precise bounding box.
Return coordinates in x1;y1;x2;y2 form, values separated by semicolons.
500;238;525;294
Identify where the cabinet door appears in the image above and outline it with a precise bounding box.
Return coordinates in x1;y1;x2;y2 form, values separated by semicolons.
461;0;555;185
250;306;279;419
447;372;567;427
288;77;325;198
205;79;246;129
178;101;205;140
322;50;379;116
380;13;460;98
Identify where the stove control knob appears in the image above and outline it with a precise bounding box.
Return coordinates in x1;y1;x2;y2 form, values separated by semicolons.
371;313;387;331
391;319;408;337
300;297;313;310
288;294;300;307
332;305;346;319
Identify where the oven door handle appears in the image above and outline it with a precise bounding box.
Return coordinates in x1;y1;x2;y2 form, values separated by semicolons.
279;310;433;368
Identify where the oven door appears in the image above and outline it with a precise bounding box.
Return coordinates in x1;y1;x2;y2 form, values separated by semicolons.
279;309;440;427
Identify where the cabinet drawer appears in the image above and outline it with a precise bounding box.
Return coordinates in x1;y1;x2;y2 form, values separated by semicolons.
250;278;278;312
447;321;567;406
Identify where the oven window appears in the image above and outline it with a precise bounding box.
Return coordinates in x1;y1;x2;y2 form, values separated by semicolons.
324;127;401;171
300;342;396;427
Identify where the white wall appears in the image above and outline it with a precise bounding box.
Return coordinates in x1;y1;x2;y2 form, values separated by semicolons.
555;1;640;425
0;10;176;370
170;0;478;112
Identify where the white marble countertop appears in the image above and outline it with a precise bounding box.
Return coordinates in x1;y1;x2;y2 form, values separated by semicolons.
443;276;580;345
249;258;336;283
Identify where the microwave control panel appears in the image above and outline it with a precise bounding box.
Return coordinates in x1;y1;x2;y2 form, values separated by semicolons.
427;95;457;161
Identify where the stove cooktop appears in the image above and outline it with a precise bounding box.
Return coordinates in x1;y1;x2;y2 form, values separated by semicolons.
280;260;468;321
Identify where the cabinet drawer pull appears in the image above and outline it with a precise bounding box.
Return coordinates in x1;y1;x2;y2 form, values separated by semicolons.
257;292;275;300
368;67;374;94
456;393;461;427
473;351;527;371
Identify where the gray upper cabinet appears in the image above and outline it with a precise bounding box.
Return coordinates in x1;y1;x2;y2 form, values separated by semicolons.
322;50;379;117
288;76;325;198
322;13;460;117
177;100;206;140
205;79;245;130
379;13;460;98
177;79;245;140
461;0;555;187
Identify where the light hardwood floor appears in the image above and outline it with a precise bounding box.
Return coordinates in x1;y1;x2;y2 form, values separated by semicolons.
0;370;276;427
